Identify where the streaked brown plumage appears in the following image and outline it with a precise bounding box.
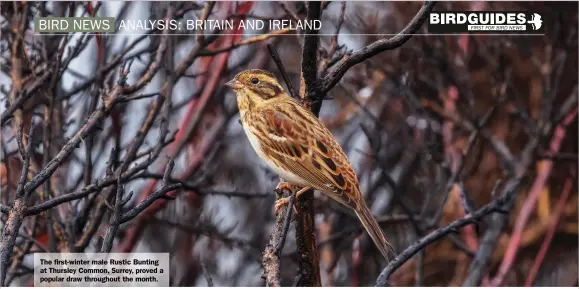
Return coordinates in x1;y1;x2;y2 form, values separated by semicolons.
225;69;393;259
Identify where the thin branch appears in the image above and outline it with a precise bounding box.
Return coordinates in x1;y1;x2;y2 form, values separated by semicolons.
319;1;346;76
199;29;290;56
376;181;519;286
489;107;577;286
154;218;260;254
321;1;437;93
266;43;299;100
278;2;301;22
0;122;34;286
524;178;573;286
22;84;125;196
120;184;182;224
463;123;543;286
275;191;296;256
20;155;156;216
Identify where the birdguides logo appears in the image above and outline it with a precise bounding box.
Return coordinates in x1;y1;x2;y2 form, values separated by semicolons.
428;12;546;34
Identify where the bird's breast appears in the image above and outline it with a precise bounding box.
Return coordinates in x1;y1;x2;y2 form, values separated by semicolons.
241;120;307;186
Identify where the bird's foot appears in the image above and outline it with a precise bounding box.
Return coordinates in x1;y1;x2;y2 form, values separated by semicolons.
274;197;293;213
273;186;312;214
275;181;293;192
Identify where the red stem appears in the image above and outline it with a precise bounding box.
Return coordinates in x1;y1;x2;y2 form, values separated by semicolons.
86;2;103;64
524;178;573;286
490;107;577;286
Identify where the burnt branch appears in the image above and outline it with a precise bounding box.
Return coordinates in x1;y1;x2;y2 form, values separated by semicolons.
291;2;323;287
262;187;292;287
300;1;323;114
120;164;182;224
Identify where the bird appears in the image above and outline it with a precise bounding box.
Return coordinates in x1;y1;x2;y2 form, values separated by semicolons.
225;69;393;259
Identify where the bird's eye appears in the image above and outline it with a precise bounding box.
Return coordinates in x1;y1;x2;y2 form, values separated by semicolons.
250;77;259;84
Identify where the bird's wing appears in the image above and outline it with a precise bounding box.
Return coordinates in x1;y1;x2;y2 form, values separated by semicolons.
246;99;361;209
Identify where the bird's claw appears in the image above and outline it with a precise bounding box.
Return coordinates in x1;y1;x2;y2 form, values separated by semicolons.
274;197;289;212
275;181;293;192
274;196;298;215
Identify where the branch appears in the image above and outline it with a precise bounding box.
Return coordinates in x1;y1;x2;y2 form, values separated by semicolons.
0;122;34;286
154;218;260;254
261;35;306;288
275;191;296;256
58;5;199;100
199;29;290;56
300;1;322;114
120;183;181;222
462;125;543;286
293;190;321;287
278;2;300;22
122;19;171;94
1;72;51;125
319;1;346;76
18;150;162;217
321;1;436;93
129;172;270;198
375;181;518;286
22;84;125;196
101;157;180;252
6;2;28;135
291;3;322;287
266;43;299;100
262;187;292;287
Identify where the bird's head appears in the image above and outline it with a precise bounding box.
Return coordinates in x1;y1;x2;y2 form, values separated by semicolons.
225;69;287;109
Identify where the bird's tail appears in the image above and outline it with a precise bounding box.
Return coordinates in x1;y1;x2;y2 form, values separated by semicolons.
355;201;393;260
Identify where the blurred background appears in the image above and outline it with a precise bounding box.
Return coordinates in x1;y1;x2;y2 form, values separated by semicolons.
0;1;577;286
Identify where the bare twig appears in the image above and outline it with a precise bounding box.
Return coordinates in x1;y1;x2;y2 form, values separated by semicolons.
275;191;296;256
101;157;180;252
0;122;34;286
462;128;543;286
319;1;346;76
278;3;301;22
376;180;519;286
22;84;125;196
321;1;436;93
200;30;290;56
120;185;181;223
266;44;299;100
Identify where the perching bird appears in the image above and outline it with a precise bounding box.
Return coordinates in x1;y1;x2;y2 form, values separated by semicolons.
225;69;393;259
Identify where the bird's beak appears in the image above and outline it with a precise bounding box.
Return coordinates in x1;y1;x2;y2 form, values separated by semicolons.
225;79;243;89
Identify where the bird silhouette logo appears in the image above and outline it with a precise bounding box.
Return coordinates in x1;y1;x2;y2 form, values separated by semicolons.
528;13;542;30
